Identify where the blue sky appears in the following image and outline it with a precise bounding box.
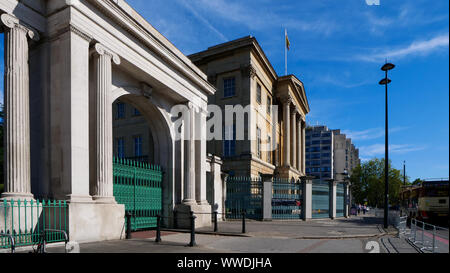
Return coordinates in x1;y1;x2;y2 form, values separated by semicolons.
0;0;448;180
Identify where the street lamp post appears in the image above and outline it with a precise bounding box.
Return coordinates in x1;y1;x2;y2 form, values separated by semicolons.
379;62;395;229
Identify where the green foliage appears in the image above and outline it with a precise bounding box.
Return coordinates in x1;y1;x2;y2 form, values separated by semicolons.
350;158;404;208
412;178;424;185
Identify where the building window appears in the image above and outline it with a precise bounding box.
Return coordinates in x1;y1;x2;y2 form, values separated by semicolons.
256;84;262;104
134;135;142;157
267;135;272;164
257;127;261;158
116;103;125;119
223;77;236;98
134;108;141;116
116;137;125;158
267;95;272;114
223;123;236;157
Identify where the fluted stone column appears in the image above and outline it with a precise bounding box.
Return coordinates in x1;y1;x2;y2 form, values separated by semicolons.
1;14;38;200
297;118;302;172
282;97;291;167
92;43;120;203
183;102;196;204
291;107;297;169
195;108;208;205
301;120;306;173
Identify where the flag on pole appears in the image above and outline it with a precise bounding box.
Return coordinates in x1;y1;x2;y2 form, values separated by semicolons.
285;29;290;50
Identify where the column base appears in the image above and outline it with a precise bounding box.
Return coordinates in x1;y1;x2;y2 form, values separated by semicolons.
92;196;117;204
66;202;125;243
0;192;34;201
65;194;93;203
174;203;211;229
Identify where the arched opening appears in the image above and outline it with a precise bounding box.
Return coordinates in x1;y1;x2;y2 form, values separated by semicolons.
101;88;175;230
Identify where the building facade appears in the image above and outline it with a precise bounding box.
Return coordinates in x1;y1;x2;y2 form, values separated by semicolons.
0;0;216;242
189;36;310;180
305;125;359;218
306;126;360;182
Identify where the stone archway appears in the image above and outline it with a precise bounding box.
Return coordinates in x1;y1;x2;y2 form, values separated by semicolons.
109;89;175;225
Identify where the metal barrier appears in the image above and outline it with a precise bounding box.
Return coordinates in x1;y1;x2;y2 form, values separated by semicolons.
0;233;15;253
407;219;449;253
272;178;303;219
1;199;68;250
113;157;163;231
225;177;263;220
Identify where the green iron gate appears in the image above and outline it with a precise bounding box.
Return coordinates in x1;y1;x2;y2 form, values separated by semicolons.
336;183;345;217
312;180;330;218
272;178;303;219
113;157;163;231
225;177;263;220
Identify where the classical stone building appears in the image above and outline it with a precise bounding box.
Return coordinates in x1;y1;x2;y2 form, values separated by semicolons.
0;0;216;242
189;36;310;180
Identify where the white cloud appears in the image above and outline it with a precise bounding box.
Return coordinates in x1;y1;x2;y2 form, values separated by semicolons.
176;0;228;42
342;126;410;141
357;33;449;62
359;144;426;157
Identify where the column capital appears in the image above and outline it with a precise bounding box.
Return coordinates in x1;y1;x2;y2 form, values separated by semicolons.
240;64;256;79
93;43;121;65
1;13;39;41
291;105;299;115
280;96;292;105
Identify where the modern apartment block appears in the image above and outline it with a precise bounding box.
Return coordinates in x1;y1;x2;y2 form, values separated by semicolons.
189;36;310;179
305;126;335;181
305;126;360;182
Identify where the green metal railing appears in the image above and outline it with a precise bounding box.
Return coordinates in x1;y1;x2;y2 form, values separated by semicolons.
336;183;345;217
272;178;303;219
312;180;330;218
225;177;263;220
1;199;68;249
113;157;163;231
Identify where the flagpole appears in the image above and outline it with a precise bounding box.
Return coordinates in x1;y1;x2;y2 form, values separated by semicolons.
285;29;287;76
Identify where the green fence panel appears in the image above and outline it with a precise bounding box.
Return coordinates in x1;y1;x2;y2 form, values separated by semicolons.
336;183;345;217
225;177;263;220
272;178;303;219
1;199;68;249
113;157;162;231
312;180;330;219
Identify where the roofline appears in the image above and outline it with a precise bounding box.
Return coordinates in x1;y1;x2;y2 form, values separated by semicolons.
277;75;310;113
188;36;278;81
88;0;216;95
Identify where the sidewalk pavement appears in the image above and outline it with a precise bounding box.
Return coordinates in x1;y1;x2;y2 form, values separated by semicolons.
172;214;390;239
8;214;421;253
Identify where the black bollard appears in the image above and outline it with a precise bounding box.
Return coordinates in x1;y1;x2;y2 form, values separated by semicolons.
188;211;197;247
174;210;178;229
155;215;162;243
125;212;132;239
213;211;218;232
242;211;246;234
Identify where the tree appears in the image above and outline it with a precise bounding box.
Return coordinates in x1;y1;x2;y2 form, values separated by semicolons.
350;158;404;208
